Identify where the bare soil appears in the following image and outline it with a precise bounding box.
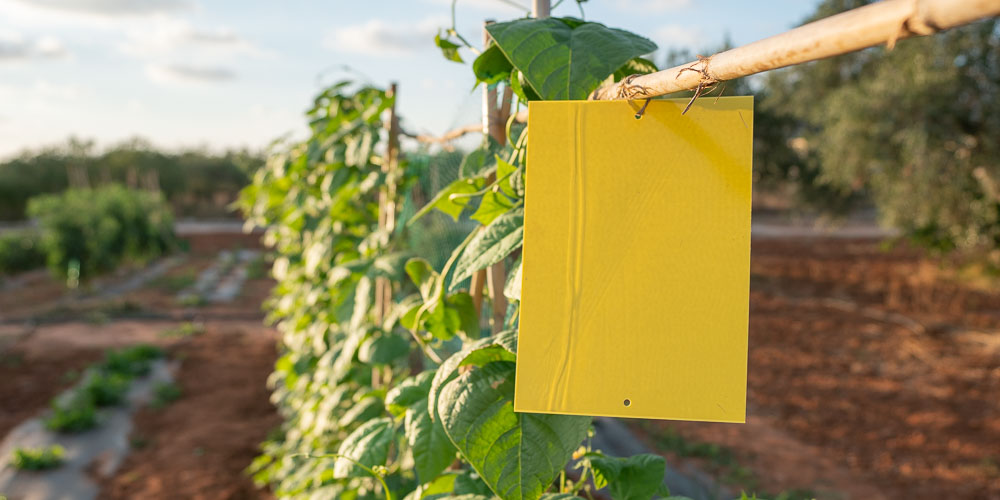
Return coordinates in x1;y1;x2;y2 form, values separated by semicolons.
4;232;999;499
634;239;1000;500
0;343;101;438
0;233;279;500
98;323;280;500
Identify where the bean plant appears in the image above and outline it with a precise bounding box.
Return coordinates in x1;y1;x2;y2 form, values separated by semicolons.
242;16;699;500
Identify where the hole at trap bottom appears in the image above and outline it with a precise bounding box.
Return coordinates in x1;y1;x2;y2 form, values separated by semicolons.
623;399;631;407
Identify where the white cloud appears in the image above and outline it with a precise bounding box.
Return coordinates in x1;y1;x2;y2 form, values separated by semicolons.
146;63;235;85
0;80;85;105
615;0;692;12
121;18;269;57
653;24;703;51
9;0;190;18
0;31;68;61
324;16;449;57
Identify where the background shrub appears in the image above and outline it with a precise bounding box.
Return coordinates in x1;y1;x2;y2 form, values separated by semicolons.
0;230;45;276
27;185;177;281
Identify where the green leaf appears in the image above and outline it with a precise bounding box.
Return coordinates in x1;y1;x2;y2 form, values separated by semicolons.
338;396;386;428
406;257;438;301
450;207;523;290
333;417;394;478
358;332;410;365
422;292;480;341
472;45;513;87
589;453;667;500
410;177;485;224
406;398;459;482
503;257;521;301
612;56;658;82
496;156;518;198
386;370;435;417
416;470;492;499
428;330;518;424
509;69;541;102
486;18;657;100
447;292;480;340
437;361;591;500
471;191;515;226
435;33;464;63
460;137;502;179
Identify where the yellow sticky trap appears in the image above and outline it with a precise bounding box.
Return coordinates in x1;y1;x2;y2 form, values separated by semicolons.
515;97;753;423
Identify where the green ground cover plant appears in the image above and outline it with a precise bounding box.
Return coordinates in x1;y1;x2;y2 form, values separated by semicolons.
45;344;163;432
10;445;65;470
150;381;182;409
45;394;98;433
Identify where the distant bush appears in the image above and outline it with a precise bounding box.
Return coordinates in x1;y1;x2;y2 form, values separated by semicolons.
27;185;177;281
0;230;45;276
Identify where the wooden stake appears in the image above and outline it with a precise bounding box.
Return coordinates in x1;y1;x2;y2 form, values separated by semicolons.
477;21;512;334
591;0;1000;101
532;0;550;18
375;82;400;325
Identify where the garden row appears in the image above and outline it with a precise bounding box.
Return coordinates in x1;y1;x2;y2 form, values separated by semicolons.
9;344;177;471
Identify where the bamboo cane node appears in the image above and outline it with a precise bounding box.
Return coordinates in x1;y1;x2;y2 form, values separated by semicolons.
889;0;939;49
676;55;719;115
615;73;653;100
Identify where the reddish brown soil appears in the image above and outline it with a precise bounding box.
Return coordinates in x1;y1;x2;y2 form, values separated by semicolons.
99;324;280;500
634;239;1000;500
0;342;102;437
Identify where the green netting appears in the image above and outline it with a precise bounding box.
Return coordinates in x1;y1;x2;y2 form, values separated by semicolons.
399;148;477;271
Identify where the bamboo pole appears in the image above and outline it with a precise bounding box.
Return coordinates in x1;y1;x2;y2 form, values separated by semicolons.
591;0;1000;101
374;82;400;325
471;20;512;334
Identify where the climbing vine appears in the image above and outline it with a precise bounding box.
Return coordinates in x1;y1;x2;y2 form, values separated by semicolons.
241;15;699;500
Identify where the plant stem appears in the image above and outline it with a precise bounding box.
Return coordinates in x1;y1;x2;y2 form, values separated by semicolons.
289;453;392;500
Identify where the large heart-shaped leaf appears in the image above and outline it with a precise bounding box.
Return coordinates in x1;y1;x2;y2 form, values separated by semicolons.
333;417;394;478
386;370;460;483
486;18;657;100
428;331;518;425
589;453;667;500
437;360;591;500
406;398;459;483
449;207;523;290
386;370;435;417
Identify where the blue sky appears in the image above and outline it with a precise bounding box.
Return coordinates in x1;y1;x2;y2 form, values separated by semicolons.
0;0;820;158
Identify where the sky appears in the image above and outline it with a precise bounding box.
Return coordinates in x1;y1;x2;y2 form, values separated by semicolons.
0;0;821;159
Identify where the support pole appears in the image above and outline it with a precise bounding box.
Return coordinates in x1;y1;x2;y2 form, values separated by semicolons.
375;82;400;325
532;0;550;18
592;0;1000;101
474;21;511;334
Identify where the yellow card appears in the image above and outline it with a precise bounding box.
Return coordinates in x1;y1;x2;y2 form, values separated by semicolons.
514;97;753;422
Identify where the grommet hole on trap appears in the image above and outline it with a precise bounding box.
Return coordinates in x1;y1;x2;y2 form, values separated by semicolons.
623;398;631;407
